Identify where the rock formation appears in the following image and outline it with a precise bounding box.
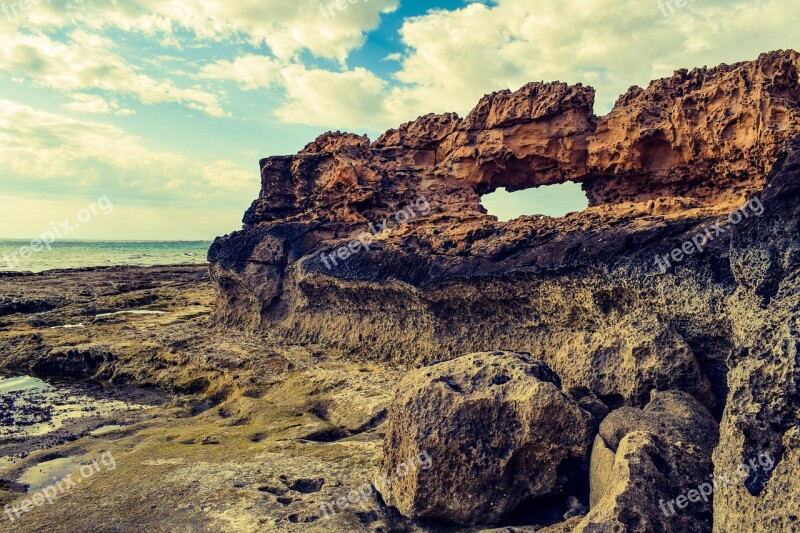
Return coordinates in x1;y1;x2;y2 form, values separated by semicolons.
584;391;719;532
377;352;593;525
209;50;800;367
209;50;800;531
712;138;800;532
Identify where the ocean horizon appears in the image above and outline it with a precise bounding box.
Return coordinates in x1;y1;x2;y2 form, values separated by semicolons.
0;239;212;273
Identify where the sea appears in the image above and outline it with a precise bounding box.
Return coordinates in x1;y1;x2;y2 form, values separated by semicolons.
0;240;211;273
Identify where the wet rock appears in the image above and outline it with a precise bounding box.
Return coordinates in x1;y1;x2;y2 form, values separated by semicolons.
377;351;593;526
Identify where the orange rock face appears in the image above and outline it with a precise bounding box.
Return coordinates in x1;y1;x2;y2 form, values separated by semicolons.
242;49;800;231
212;50;800;340
585;50;800;206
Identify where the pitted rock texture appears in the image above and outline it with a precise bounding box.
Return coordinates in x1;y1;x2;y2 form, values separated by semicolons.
584;431;711;533
597;391;718;456
376;352;593;526
712;136;800;532
231;49;799;237
585;50;800;207
582;391;719;532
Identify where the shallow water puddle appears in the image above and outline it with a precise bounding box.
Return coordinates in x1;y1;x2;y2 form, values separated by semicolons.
0;375;152;439
18;457;80;492
89;424;126;436
95;309;167;318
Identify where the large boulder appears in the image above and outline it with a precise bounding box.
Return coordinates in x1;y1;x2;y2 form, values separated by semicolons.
579;391;719;532
597;390;718;455
376;351;594;526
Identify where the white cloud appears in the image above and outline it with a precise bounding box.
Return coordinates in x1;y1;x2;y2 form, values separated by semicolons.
0;99;177;186
386;0;800;117
12;0;399;62
200;160;258;192
0;0;404;120
6;0;800;133
275;65;388;130
64;93;136;116
198;55;282;90
265;0;800;132
0;30;228;117
0;100;255;200
197;56;393;129
163;0;400;62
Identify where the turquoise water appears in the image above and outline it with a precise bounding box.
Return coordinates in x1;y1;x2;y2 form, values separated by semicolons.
0;240;211;273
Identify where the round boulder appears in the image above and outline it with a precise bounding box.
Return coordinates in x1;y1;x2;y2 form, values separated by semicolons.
377;351;594;526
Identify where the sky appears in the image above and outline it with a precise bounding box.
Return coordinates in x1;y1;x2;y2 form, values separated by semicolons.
0;0;798;240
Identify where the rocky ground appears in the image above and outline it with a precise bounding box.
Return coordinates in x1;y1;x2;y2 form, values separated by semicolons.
0;266;440;532
0;250;795;532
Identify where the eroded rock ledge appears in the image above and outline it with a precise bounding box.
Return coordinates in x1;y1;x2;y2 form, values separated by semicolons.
209;50;800;364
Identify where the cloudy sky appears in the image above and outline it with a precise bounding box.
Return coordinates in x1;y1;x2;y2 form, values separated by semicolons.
0;0;798;239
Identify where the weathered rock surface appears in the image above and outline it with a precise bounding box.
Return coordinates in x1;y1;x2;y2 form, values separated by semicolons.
585;51;800;206
584;431;711;533
221;50;799;239
597;391;718;455
377;352;593;526
554;318;715;409
581;391;719;532
712;135;800;532
208;51;800;414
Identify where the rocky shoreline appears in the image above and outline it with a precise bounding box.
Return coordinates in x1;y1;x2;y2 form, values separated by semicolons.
0;265;415;532
2;51;800;532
